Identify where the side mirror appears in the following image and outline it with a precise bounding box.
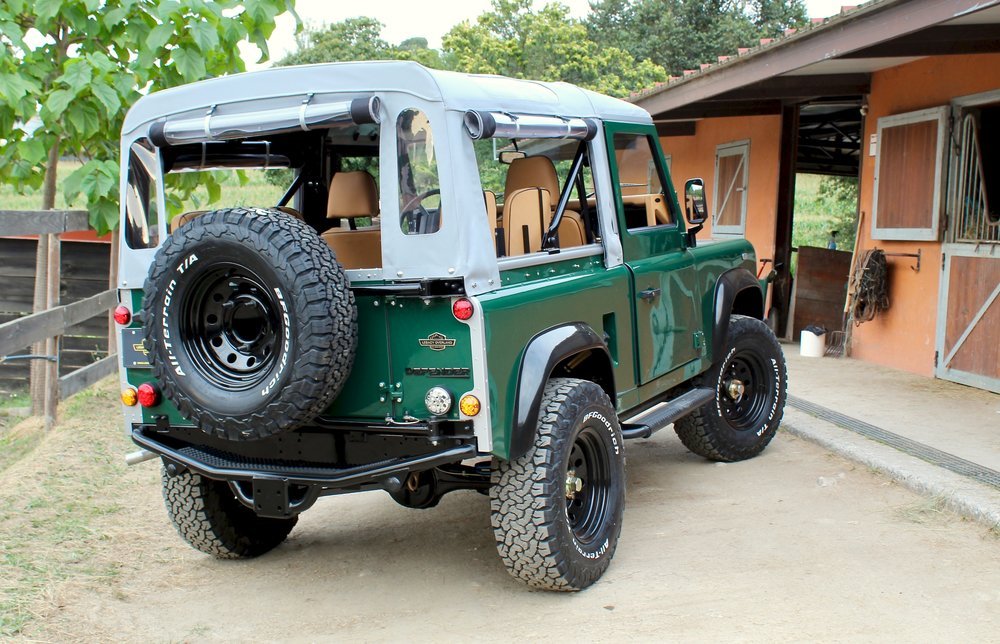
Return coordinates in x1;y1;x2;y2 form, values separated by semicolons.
498;150;526;165
684;178;708;225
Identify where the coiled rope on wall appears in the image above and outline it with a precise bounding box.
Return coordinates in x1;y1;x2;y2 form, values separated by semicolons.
848;249;889;325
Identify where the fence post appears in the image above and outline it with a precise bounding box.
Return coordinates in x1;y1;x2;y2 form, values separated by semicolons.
107;231;119;356
29;234;50;417
43;233;61;430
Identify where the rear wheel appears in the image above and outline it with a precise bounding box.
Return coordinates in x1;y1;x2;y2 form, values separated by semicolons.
674;315;787;462
162;467;296;559
491;378;625;591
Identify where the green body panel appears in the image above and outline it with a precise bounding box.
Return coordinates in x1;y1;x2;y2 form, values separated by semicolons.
480;259;637;456
126;288;471;425
322;294;472;421
480;122;761;459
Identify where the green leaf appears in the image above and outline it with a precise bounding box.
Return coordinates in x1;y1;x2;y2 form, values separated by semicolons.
171;47;206;81
89;197;119;236
66;103;100;138
59;61;93;93
35;0;62;21
90;82;121;116
83;0;100;11
44;88;75;117
188;20;219;52
85;52;115;74
147;23;175;52
102;6;128;29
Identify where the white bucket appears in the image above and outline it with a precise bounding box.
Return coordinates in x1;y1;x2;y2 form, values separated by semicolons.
800;330;826;358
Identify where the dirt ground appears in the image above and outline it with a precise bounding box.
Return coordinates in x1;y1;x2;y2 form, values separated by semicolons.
4;380;1000;642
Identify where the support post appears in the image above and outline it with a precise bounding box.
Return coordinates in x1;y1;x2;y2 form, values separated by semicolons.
772;104;800;339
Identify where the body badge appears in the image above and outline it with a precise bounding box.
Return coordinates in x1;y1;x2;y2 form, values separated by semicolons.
419;332;457;351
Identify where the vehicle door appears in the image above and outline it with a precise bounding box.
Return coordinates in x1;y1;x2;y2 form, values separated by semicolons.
605;123;703;385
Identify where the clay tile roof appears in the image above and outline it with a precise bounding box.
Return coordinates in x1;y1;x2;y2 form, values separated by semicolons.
784;28;797;36
759;37;774;46
718;55;731;62
737;47;751;55
682;69;696;76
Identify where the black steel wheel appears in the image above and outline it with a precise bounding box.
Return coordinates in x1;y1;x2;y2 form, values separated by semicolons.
491;378;625;591
674;315;787;462
141;208;357;441
180;264;282;391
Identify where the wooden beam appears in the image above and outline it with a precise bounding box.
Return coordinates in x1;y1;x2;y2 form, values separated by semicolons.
706;74;870;102
59;354;118;400
0;210;90;236
773;105;800;338
841;24;1000;58
657;100;784;120
634;0;1000;117
655;121;697;137
0;289;116;356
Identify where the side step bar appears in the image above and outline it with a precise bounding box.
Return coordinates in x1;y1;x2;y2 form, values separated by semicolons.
620;387;715;440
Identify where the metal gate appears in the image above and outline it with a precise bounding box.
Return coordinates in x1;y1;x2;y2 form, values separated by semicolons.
935;105;1000;393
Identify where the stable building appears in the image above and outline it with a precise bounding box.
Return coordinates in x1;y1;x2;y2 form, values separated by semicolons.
632;0;1000;393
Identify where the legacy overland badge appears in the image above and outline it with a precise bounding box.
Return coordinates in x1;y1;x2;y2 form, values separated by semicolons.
418;332;457;351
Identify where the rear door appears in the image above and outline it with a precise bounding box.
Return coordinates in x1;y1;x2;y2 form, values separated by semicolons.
605;123;704;386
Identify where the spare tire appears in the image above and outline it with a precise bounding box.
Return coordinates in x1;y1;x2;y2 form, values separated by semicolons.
141;207;357;441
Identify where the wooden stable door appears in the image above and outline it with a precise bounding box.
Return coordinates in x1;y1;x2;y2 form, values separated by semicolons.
936;248;1000;393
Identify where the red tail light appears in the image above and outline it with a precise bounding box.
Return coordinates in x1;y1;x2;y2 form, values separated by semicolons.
113;305;131;326
452;298;474;321
137;383;160;408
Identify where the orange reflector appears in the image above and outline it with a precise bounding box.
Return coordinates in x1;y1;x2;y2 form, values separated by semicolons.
121;388;138;407
459;394;481;417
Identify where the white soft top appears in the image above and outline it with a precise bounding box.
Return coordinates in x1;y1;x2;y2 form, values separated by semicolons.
122;60;652;135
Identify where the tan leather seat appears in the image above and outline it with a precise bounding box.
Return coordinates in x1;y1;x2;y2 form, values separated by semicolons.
558;211;586;248
504;156;587;250
505;156;561;199
484;190;500;253
504;188;552;256
321;171;382;269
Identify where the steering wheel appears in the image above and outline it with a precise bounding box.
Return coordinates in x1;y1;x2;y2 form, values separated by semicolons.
401;189;441;216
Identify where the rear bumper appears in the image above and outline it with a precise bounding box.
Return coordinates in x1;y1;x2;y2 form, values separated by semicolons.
131;425;477;489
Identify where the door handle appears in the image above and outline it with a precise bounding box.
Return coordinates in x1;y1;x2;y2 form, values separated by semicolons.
638;287;661;302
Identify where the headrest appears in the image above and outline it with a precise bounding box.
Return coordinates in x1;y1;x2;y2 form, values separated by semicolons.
504;156;560;201
327;171;378;218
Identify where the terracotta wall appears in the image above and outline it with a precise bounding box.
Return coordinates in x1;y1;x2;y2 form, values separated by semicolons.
852;53;1000;375
660;114;783;270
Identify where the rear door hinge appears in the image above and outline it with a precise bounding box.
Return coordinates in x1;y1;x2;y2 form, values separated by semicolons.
693;331;706;356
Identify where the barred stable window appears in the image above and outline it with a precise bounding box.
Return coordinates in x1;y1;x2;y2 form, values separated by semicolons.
872;106;948;241
951;104;1000;244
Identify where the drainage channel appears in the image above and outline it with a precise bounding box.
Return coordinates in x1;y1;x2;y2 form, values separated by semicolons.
787;394;1000;491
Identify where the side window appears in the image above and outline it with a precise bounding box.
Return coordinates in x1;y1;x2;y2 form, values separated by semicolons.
712;140;749;237
124;138;161;249
397;108;441;235
611;133;674;230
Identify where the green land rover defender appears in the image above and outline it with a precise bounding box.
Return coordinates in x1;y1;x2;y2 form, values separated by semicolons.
116;61;786;591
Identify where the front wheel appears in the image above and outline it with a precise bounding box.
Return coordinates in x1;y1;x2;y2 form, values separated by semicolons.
675;315;787;462
491;378;625;591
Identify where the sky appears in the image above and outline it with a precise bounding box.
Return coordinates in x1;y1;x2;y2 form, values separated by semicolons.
243;0;854;68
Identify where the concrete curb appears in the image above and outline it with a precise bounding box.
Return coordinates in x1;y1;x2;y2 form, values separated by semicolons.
781;407;1000;530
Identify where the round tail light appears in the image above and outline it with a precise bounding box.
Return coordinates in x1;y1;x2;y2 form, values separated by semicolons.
113;305;132;326
452;298;474;321
121;388;138;407
459;394;481;417
137;383;160;408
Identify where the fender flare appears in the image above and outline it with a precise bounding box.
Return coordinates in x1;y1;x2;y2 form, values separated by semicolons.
712;268;764;363
509;323;615;460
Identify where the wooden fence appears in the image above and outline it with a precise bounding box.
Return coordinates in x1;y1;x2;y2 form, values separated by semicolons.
0;210;117;426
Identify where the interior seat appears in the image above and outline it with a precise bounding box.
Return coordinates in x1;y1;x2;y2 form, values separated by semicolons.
484;190;500;253
503;156;587;251
504;187;552;256
320;171;382;269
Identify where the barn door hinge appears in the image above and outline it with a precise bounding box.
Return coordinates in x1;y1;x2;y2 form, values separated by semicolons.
934;350;939;367
941;252;946;272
